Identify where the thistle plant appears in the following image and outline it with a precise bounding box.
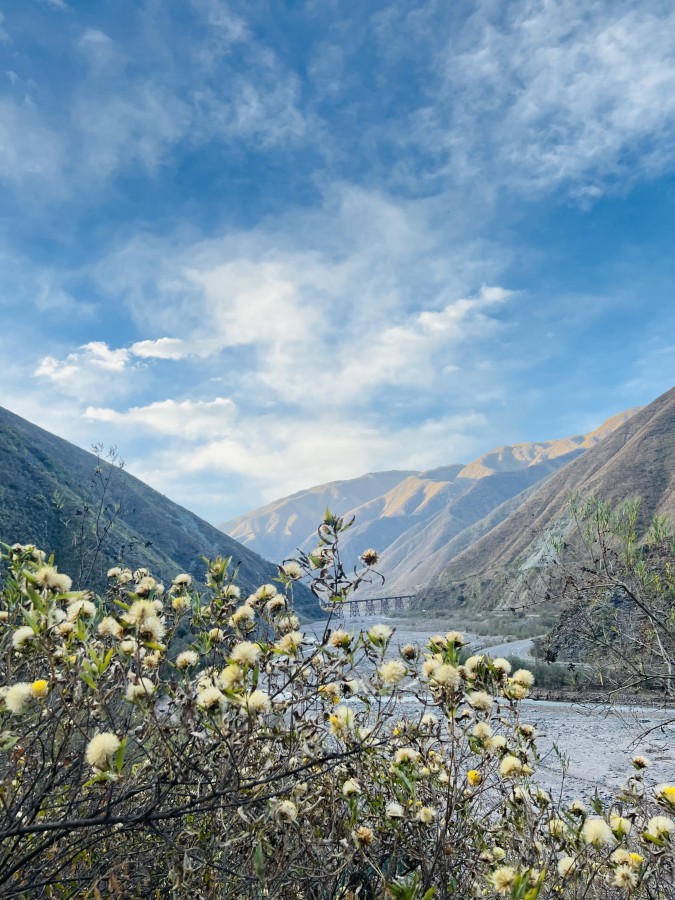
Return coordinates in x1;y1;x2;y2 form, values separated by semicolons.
0;520;673;898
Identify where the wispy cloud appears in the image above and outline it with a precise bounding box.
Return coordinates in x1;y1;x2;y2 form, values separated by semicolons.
396;0;675;196
1;0;674;525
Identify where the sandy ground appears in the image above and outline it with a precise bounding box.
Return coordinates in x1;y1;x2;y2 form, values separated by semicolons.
304;616;675;801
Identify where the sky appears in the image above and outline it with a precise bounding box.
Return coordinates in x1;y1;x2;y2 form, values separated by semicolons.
1;0;674;525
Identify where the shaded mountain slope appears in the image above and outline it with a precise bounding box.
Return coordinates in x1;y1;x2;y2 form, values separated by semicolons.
0;406;316;612
426;387;675;610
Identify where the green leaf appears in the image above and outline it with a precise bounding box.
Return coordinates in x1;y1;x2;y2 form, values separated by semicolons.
253;842;265;879
0;732;19;752
115;738;127;774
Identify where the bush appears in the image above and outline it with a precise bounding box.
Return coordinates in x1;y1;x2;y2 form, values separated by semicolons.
0;514;674;898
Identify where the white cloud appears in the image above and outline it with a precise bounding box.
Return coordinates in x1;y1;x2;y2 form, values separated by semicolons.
34;342;136;398
129;337;220;360
125;407;489;519
85;187;509;410
86;397;237;440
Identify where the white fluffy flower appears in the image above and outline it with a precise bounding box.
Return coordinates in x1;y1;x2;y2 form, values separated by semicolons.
416;806;436;824
281;561;303;580
85;732;121;770
367;623;392;643
467;690;493;712
378;659;406;685
176;650;199;669
67;599;97;621
276;631;304;654
230;605;256;629
645;815;674;839
342;779;361;797
197;685;226;711
5;683;33;714
385;801;404;818
581;817;615;847
274;799;298;823
230;641;261;666
245;690;271;713
172;573;192;587
98;617;123;639
125;678;156;702
12;626;36;651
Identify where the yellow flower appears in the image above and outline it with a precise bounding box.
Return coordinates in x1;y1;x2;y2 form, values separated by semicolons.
655;783;675;808
30;679;49;699
467;769;482;786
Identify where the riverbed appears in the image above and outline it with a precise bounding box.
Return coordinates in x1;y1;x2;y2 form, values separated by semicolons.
303;615;675;802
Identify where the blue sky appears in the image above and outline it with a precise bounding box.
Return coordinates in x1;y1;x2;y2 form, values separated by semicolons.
1;0;674;524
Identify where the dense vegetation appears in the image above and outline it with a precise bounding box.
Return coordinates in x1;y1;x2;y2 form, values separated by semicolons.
0;512;673;898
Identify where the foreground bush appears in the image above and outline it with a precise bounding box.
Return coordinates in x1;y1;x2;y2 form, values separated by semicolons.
0;514;673;898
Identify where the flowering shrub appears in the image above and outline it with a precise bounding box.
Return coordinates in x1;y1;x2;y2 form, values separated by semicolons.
0;516;673;898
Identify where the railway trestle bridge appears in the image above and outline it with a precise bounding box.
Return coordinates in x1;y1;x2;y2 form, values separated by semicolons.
322;594;417;618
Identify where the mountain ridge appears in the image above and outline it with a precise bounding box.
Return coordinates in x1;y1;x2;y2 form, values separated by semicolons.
0;405;316;612
221;407;640;595
425;387;675;610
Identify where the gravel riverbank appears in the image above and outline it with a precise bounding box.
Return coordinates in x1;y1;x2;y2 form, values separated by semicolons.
303;615;675;801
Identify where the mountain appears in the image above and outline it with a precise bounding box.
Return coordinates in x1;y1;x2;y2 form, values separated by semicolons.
425;386;675;611
223;470;417;563
0;406;316;613
221;409;638;595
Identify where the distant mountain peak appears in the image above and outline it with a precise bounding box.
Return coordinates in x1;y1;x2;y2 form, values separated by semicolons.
221;404;643;596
